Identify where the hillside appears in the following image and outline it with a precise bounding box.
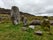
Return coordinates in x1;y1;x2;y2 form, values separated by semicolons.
0;8;53;22
0;8;35;16
0;8;36;21
0;8;53;40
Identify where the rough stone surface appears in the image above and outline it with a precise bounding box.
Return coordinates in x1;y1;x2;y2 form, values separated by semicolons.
30;20;41;25
11;6;20;25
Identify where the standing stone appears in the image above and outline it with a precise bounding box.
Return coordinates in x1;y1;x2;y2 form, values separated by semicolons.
11;6;20;25
23;17;28;27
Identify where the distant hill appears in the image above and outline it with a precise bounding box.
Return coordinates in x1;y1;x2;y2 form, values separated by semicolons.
0;8;36;21
0;8;35;16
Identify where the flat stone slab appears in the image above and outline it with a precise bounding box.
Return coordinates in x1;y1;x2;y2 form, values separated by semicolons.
30;20;41;25
29;25;35;29
34;30;43;35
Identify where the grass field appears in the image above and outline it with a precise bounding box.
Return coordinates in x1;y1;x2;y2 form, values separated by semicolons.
0;22;53;40
0;14;53;40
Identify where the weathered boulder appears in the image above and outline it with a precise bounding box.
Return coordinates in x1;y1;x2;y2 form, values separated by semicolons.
11;6;20;25
30;20;41;25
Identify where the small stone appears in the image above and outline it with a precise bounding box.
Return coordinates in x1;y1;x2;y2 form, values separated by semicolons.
29;25;35;29
34;30;43;35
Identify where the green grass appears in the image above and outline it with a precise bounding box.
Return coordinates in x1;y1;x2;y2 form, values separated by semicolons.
0;22;53;40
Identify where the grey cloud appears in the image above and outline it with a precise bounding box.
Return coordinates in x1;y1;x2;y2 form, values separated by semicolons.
0;0;53;16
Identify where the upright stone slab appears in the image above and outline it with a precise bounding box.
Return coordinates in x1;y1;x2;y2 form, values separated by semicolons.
11;6;20;25
23;17;28;27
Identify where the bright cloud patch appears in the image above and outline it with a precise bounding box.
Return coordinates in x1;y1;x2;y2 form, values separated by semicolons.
0;0;53;16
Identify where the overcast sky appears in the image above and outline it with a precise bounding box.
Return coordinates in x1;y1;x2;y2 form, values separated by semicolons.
0;0;53;16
